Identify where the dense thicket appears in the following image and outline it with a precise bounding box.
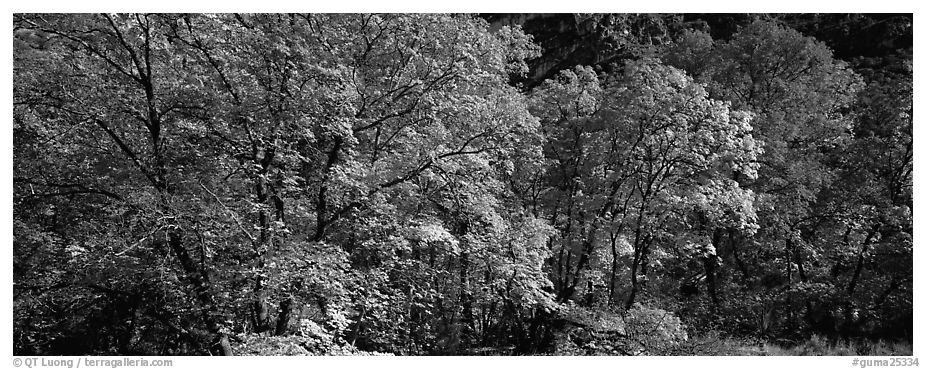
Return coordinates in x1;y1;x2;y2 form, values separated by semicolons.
13;13;912;355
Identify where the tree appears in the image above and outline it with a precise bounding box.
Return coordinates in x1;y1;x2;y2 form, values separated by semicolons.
661;19;913;339
530;60;760;310
13;13;913;355
14;13;555;355
15;13;237;354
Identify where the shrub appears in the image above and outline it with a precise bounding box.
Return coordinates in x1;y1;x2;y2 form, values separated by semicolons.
623;303;689;353
233;319;391;356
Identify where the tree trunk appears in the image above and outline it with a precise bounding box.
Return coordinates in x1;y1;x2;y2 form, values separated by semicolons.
313;137;342;241
252;163;274;334
785;238;793;287
275;297;293;336
704;254;719;307
459;251;475;348
625;242;643;310
639;237;651;290
847;226;880;295
559;224;598;302
786;238;808;284
727;229;750;283
167;231;232;355
841;225;880;335
608;232;619;306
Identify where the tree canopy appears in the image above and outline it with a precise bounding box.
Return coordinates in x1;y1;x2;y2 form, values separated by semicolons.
13;13;912;356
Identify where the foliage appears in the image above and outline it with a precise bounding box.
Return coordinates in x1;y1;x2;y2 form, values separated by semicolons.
234;319;390;356
13;13;912;355
623;303;688;353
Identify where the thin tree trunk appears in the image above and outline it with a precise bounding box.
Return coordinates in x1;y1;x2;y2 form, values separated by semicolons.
275;297;293;336
847;226;880;295
704;254;719;307
252;153;275;334
785;238;808;283
625;237;645;310
313;137;342;242
459;251;475;348
785;238;793;287
167;231;232;355
842;225;880;335
872;276;905;310
608;232;619;306
728;229;750;283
